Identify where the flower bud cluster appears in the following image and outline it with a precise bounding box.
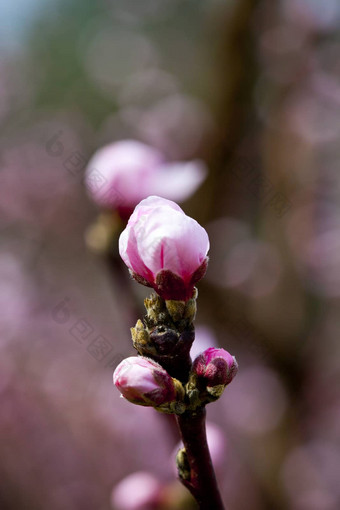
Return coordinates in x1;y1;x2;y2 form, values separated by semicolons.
114;335;238;413
113;196;238;414
114;291;197;414
131;291;196;364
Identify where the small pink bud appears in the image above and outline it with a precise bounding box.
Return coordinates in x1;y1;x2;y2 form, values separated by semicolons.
119;196;209;300
113;356;176;406
192;347;238;387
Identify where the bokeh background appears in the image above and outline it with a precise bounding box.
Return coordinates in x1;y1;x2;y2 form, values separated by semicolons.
1;0;340;509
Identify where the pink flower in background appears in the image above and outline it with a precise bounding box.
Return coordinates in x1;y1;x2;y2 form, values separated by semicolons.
119;196;209;300
111;471;163;510
192;347;238;387
113;356;176;407
225;366;287;434
85;140;206;218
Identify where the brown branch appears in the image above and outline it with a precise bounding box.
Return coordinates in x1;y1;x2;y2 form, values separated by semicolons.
176;407;225;510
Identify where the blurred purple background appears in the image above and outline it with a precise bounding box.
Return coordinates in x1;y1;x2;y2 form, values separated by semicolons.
1;1;340;509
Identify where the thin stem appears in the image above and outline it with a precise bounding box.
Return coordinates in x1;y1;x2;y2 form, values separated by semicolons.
176;407;225;510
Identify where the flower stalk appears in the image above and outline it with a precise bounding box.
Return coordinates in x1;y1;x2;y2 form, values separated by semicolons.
176;407;225;510
112;196;238;510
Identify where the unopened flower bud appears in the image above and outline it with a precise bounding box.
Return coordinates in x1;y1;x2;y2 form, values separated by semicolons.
113;356;182;408
192;347;238;389
119;196;209;301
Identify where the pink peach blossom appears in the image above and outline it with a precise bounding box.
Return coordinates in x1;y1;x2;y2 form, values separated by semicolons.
119;196;209;300
85;140;206;218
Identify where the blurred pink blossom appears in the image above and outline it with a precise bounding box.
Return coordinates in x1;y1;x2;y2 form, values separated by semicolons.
119;196;209;300
85;140;206;217
281;440;340;509
111;471;163;510
224;366;288;434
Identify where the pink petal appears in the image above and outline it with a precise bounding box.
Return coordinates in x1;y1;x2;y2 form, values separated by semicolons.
146;160;207;202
